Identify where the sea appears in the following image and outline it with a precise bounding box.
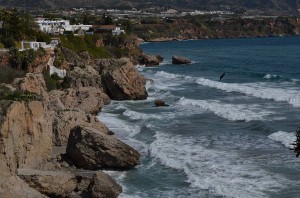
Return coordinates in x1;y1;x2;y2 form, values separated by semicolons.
98;36;300;198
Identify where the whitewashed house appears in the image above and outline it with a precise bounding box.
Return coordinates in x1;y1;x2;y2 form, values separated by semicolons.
35;18;92;35
21;41;53;51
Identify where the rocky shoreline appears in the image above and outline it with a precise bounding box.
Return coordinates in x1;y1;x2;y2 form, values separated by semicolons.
0;52;154;197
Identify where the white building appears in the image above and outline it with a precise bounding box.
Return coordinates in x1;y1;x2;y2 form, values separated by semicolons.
35;18;92;35
21;41;53;51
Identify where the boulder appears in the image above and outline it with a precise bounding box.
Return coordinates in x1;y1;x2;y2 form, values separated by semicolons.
0;100;52;175
52;110;111;146
0;175;47;198
172;55;191;64
66;126;140;170
101;58;148;100
79;51;91;63
49;87;110;114
64;65;103;88
154;99;169;107
17;169;77;197
89;172;122;198
139;54;163;66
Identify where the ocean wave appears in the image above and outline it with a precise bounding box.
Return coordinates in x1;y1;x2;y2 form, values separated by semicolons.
123;109;163;120
195;78;300;107
178;97;274;121
263;74;281;79
268;131;296;149
150;132;286;198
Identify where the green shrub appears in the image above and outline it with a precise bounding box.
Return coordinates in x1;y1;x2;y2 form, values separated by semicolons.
0;90;42;102
0;67;26;84
42;69;62;91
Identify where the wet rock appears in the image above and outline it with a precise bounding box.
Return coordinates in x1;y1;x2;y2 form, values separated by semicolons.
172;55;191;64
139;54;163;66
89;172;122;198
154;99;169;107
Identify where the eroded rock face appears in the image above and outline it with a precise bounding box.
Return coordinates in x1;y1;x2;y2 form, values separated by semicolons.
62;47;85;67
17;169;77;197
0;100;52;175
139;54;163;66
0;175;47;198
52;110;111;146
89;172;122;198
66;126;140;170
101;58;148;100
65;65;103;88
172;55;191;64
14;73;49;100
49;87;110;115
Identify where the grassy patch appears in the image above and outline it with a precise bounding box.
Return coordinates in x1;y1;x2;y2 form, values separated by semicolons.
0;90;42;102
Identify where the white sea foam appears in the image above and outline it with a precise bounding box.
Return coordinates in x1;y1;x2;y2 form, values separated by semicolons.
268;131;296;149
195;77;300;107
155;71;182;79
263;74;280;79
150;132;286;198
178;97;274;121
123;109;163;120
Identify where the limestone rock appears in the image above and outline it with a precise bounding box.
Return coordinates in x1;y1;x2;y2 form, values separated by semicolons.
101;58;148;100
0;100;52;175
89;172;122;198
52;110;111;146
66;126;140;170
49;87;110;114
14;73;49;100
17;168;77;197
139;54;163;66
79;51;91;63
61;47;85;67
65;65;103;88
0;175;47;198
172;55;191;64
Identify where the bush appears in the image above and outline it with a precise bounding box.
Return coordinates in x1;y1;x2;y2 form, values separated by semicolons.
43;69;62;91
1;37;15;48
0;67;26;84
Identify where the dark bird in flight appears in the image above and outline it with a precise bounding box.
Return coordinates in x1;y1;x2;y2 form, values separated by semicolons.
219;72;226;81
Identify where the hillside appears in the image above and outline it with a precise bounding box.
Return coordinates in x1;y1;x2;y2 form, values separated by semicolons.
1;0;300;15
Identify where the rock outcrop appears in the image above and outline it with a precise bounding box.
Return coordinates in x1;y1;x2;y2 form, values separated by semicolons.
66;126;140;170
89;172;122;198
17;169;77;197
64;65;103;89
172;56;191;64
139;54;163;66
101;58;148;100
0;100;52;175
52;110;111;146
0;175;47;198
61;47;85;67
49;87;110;115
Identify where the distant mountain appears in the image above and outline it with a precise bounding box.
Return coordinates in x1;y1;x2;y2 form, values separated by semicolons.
1;0;300;15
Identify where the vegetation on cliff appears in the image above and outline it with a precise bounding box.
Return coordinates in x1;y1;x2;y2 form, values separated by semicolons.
133;16;300;41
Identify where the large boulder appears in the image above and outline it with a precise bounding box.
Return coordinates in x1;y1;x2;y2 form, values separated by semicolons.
17;169;77;197
0;175;47;198
89;172;122;198
52;110;111;146
101;58;148;100
0;100;52;175
49;87;110;114
172;55;191;64
66;126;140;170
139;54;163;66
